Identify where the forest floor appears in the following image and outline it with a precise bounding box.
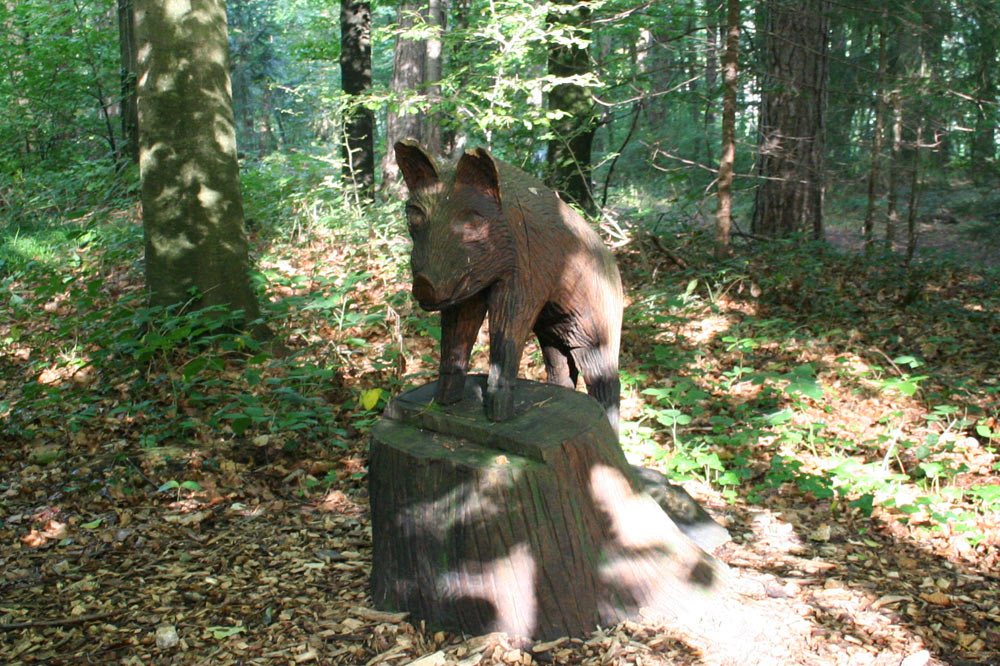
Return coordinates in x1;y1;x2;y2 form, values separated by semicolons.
821;181;1000;270
1;202;999;665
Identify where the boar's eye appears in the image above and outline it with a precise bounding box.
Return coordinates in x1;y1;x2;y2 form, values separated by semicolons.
405;205;426;234
461;215;490;243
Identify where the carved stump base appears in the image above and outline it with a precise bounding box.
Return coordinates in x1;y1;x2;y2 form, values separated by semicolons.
369;375;730;640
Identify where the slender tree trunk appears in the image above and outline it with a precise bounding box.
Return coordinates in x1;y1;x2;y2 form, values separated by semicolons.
752;0;829;239
382;2;426;197
441;0;471;160
134;0;261;327
918;2;949;171
704;0;718;131
905;124;922;263
422;0;444;158
886;89;903;247
863;21;887;252
971;9;997;182
715;0;739;257
117;0;139;164
885;11;921;251
340;0;374;203
262;86;277;153
546;0;597;216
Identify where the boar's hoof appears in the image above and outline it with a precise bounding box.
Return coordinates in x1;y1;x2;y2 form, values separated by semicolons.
436;373;467;404
484;386;515;422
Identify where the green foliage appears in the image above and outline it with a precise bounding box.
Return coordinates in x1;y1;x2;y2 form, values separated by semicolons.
618;235;999;542
1;0;999;565
0;1;121;173
1;266;357;453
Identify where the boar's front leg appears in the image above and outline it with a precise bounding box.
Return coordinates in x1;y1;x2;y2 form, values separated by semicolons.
484;289;535;422
436;292;488;404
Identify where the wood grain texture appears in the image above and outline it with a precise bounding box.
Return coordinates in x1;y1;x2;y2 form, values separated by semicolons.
394;142;623;433
370;376;731;640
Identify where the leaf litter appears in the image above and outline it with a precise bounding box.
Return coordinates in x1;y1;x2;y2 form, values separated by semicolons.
0;219;998;665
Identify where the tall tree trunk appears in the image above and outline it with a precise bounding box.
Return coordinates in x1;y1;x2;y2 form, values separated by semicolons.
703;0;718;132
886;89;903;247
134;0;261;327
422;0;444;158
886;11;920;251
905;124;922;264
340;0;374;203
117;0;139;164
546;0;597;216
381;2;426;197
715;0;739;257
863;20;887;252
918;2;949;171
970;7;997;182
752;0;829;239
441;0;471;159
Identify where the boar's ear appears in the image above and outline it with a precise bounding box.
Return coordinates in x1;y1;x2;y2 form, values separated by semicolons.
395;141;439;191
455;148;502;206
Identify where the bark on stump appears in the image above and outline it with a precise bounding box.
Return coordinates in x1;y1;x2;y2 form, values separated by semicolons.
370;375;730;640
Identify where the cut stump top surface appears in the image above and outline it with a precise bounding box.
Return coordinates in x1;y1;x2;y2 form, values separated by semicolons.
384;374;621;465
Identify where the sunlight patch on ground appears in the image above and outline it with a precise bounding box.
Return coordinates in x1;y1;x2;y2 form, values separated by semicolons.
677;314;732;345
743;508;807;555
716;293;759;316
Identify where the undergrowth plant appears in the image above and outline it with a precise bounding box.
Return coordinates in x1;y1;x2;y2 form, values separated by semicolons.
618;231;999;543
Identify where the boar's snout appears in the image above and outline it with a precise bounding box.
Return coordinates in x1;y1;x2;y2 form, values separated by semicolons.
412;274;438;308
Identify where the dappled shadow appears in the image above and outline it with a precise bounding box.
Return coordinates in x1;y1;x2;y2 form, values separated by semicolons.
614;232;1000;663
135;0;259;316
716;499;999;664
370;375;730;651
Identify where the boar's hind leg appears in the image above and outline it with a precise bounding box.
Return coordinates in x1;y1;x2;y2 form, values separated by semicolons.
437;293;488;404
534;321;578;389
571;346;621;435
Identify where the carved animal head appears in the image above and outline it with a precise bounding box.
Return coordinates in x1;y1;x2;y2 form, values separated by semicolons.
395;141;513;310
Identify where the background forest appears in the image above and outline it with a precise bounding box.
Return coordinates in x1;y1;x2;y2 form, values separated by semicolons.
1;1;999;665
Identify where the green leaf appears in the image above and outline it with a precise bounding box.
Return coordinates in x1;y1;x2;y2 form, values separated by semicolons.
360;388;383;411
849;493;875;516
971;485;1000;504
80;518;102;529
764;409;793;426
182;356;209;381
31;446;64;465
180;480;202;491
158;480;180;493
209;625;246;639
231;416;253;435
918;462;944;479
892;355;923;368
303;294;341;311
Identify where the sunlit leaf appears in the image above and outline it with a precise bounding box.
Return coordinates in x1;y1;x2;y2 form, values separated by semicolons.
361;388;383;411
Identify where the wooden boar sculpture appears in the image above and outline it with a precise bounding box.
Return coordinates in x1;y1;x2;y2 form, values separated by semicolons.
395;141;623;433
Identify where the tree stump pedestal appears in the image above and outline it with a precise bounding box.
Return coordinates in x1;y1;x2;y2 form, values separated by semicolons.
369;375;730;640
